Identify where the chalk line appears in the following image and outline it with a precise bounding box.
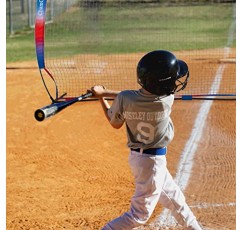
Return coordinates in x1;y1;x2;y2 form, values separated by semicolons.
189;202;236;209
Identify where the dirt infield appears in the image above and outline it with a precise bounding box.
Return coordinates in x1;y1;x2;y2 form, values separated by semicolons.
6;51;235;229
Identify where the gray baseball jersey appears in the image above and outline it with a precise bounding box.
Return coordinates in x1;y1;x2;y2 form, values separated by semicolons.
107;90;174;149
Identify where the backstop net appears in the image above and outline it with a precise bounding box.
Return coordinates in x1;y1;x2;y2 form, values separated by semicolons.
35;0;236;100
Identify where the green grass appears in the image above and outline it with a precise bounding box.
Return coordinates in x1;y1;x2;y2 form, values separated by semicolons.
6;32;36;63
6;3;235;63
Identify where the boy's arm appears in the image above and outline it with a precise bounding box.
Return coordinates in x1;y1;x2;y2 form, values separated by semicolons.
99;97;111;122
99;97;123;129
90;85;120;98
90;86;123;129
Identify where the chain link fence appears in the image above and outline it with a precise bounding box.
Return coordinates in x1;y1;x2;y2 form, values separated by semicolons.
6;0;235;35
7;0;34;35
6;0;79;35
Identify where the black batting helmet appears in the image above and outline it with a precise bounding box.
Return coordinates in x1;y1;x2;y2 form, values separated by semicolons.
137;50;189;95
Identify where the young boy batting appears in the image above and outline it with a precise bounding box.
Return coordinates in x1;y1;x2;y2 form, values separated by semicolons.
89;50;202;230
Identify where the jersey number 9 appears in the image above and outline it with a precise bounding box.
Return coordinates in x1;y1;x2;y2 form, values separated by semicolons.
137;122;155;145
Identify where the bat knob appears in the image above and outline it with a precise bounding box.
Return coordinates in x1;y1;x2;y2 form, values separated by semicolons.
34;109;45;122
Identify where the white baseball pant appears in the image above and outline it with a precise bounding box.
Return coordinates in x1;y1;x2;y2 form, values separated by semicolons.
102;150;202;230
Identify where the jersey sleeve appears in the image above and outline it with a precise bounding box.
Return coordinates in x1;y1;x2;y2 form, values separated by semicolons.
107;93;125;126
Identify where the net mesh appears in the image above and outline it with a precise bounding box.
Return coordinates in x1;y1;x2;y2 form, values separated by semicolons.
38;0;236;99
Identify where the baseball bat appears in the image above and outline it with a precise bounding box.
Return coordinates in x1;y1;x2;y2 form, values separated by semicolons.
34;92;93;122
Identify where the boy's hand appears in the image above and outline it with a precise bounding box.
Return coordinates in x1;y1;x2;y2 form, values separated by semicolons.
89;85;107;98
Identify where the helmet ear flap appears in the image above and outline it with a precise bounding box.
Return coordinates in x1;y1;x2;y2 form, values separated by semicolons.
177;60;188;78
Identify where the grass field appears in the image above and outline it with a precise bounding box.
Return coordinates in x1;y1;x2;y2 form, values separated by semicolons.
6;3;235;63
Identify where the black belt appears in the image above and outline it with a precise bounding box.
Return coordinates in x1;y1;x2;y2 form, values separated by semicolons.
131;147;166;155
